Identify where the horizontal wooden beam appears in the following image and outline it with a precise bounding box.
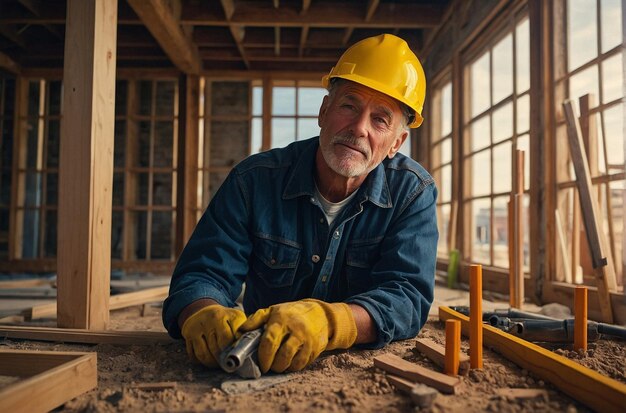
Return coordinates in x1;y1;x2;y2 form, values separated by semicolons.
0;325;173;345
415;337;470;375
22;286;169;320
439;306;626;413
373;353;461;394
0;279;53;289
0;350;97;413
182;1;444;28
0;51;21;74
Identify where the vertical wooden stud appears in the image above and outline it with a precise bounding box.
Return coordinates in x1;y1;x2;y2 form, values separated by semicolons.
469;264;483;369
57;0;117;329
574;286;588;352
444;319;461;376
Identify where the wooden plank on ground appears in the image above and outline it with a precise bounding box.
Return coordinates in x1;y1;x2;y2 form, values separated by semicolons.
563;100;617;323
0;325;173;345
415;337;469;375
439;305;626;413
23;286;169;320
57;0;118;330
0;350;97;413
373;353;461;394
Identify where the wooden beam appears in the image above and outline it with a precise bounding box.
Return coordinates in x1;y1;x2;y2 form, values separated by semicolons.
439;306;626;412
126;0;201;74
0;326;173;345
17;0;64;39
175;75;200;255
563;100;617;323
0;51;20;74
415;337;469;376
23;286;170;320
57;0;117;330
0;350;97;413
0;278;52;289
182;2;444;28
365;0;380;21
373;353;461;394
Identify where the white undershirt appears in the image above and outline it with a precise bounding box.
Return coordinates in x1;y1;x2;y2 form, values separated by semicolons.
314;183;358;226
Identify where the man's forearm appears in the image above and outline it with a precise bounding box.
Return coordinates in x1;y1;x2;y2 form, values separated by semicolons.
348;304;377;344
177;298;219;330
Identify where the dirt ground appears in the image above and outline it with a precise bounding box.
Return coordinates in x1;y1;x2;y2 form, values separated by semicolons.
1;304;625;413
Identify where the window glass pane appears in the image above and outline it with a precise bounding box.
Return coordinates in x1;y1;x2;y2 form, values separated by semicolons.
44;210;56;257
492;141;512;194
297;118;320;140
46;120;60;168
492;34;513;103
471;150;491;197
471;198;491;265
24;172;42;207
136;173;149;205
273;87;295;115
440;164;451;203
153;173;172;205
602;103;624;167
437;203;450;256
25;119;40;169
137;121;151;167
441;138;452;165
471;52;491;117
251;118;262;155
601;0;622;53
516;18;530;93
151;211;172;259
252;86;263;116
298;88;326;115
27;81;40;117
111;210;123;259
115;80;128;116
568;0;598;70
47;81;62;116
517;94;530;134
133;211;147;259
212;82;249;116
493;196;509;268
155;81;175;117
441;83;453;136
601;53;623;103
470;115;491;152
153;121;174;167
22;209;40;258
492;102;513;143
113;172;124;206
114;120;126;168
139;81;153;116
46;172;57;205
569;65;599;101
271;118;296;149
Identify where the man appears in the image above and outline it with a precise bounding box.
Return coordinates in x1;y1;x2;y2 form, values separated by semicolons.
163;34;438;374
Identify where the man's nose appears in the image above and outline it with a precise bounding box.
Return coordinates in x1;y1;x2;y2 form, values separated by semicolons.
348;110;369;138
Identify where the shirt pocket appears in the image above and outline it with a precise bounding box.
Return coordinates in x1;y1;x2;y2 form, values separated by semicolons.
345;237;382;293
251;235;301;288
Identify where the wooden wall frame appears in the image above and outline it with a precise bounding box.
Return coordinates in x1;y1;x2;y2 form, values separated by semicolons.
0;350;97;413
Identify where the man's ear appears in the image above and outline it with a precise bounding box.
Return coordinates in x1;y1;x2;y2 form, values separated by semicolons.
387;131;409;158
318;95;329;127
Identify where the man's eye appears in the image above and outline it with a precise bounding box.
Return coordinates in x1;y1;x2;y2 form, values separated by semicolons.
374;117;389;125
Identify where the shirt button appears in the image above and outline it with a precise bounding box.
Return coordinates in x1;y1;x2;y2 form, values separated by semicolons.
311;255;320;263
333;230;340;239
270;258;276;265
310;197;315;203
321;275;328;282
319;218;325;224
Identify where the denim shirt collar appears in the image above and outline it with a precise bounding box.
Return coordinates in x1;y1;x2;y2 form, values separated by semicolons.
282;137;392;209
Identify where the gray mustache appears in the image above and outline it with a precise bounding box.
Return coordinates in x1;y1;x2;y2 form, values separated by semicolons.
330;136;370;157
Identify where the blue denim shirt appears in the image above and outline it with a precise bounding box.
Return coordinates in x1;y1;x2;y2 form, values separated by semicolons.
163;137;438;348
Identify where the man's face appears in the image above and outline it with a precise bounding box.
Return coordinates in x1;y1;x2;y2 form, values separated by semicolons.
317;81;408;179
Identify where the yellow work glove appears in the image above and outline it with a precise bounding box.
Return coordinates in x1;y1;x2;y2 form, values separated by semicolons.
181;304;246;368
239;299;358;373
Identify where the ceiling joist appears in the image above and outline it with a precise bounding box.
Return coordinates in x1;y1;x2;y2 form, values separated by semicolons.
126;0;201;74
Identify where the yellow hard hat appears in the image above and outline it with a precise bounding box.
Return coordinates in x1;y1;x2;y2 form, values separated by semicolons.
322;34;426;128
